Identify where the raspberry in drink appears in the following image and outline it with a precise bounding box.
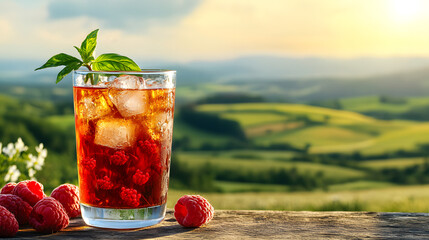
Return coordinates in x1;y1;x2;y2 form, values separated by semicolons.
74;74;175;210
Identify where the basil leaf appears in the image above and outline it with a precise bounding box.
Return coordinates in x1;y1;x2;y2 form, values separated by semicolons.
56;61;83;83
74;46;82;56
35;53;82;71
80;29;99;62
92;53;140;71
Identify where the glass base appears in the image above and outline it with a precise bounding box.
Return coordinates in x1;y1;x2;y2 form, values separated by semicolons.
80;203;166;229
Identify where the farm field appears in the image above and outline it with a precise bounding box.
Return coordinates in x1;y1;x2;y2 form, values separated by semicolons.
176;151;366;183
167;184;429;212
340;96;429;114
196;103;429;155
359;157;428;170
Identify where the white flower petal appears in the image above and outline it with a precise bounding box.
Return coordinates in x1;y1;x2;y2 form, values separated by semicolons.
28;168;36;177
11;169;20;182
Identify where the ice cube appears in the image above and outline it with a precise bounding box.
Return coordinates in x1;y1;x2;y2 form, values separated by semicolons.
145;75;174;89
109;90;150;118
94;118;138;149
109;75;145;89
77;93;113;120
145;110;173;141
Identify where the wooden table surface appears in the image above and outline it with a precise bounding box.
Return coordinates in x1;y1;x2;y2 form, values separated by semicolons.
12;210;429;239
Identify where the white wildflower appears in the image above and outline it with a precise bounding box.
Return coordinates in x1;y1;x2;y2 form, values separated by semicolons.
3;143;15;159
4;165;21;182
28;168;36;178
26;154;37;169
35;143;44;153
15;138;28;153
35;143;47;160
26;153;44;171
34;155;45;170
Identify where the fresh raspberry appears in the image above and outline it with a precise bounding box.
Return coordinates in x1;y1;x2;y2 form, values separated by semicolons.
29;197;69;233
51;184;80;218
174;195;214;227
138;140;159;159
133;169;150;185
120;187;141;207
0;194;32;225
110;150;129;165
12;180;46;206
1;182;17;194
97;176;115;190
0;206;19;237
81;157;96;170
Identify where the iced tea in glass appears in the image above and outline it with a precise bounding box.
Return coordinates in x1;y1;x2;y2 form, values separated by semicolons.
73;70;176;229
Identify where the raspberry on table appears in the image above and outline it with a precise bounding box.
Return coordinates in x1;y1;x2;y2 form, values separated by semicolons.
110;150;129;165
97;176;115;190
29;197;69;233
0;205;19;237
12;180;46;206
81;157;96;170
120;187;141;207
51;184;81;218
174;195;214;227
0;194;33;225
1;182;17;194
133;169;150;185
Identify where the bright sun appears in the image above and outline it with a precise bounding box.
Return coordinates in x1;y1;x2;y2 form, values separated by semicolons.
391;0;421;22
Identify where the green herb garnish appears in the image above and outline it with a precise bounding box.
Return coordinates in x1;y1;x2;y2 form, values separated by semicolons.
35;29;141;83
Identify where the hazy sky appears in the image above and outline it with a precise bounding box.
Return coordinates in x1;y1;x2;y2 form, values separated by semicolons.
1;0;429;62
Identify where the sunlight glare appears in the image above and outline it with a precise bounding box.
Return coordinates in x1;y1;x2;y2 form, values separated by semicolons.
391;0;421;22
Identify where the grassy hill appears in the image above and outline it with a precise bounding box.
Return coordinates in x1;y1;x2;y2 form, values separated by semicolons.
196;103;429;155
340;96;429;114
167;184;429;212
176;152;366;183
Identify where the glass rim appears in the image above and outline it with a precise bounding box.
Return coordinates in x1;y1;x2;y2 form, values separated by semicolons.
74;69;176;75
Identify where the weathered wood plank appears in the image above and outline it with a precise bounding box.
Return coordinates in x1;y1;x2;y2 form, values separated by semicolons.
12;210;429;239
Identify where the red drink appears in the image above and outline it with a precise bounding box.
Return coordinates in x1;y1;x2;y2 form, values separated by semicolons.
74;80;175;209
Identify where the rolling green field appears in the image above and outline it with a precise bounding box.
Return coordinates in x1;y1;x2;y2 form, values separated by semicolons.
176;151;366;183
340;96;429;114
196;103;429;155
360;157;428;170
167;184;429;212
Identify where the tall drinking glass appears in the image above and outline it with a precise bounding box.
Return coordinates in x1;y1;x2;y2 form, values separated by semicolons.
72;70;176;229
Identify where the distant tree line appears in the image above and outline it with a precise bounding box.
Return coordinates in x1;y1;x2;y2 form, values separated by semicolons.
178;106;247;141
170;155;327;192
173;136;307;152
197;93;265;104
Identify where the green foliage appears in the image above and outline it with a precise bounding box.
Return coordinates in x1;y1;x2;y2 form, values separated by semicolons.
197;93;265;104
179;106;247;141
35;53;82;70
35;29;140;83
75;29;98;62
35;53;83;83
170;155;219;192
0;95;76;192
92;53;141;72
379;95;407;104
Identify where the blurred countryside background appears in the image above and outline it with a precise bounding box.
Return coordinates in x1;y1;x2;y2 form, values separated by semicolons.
3;0;429;211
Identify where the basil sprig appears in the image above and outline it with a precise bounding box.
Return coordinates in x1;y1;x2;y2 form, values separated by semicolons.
35;29;140;83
